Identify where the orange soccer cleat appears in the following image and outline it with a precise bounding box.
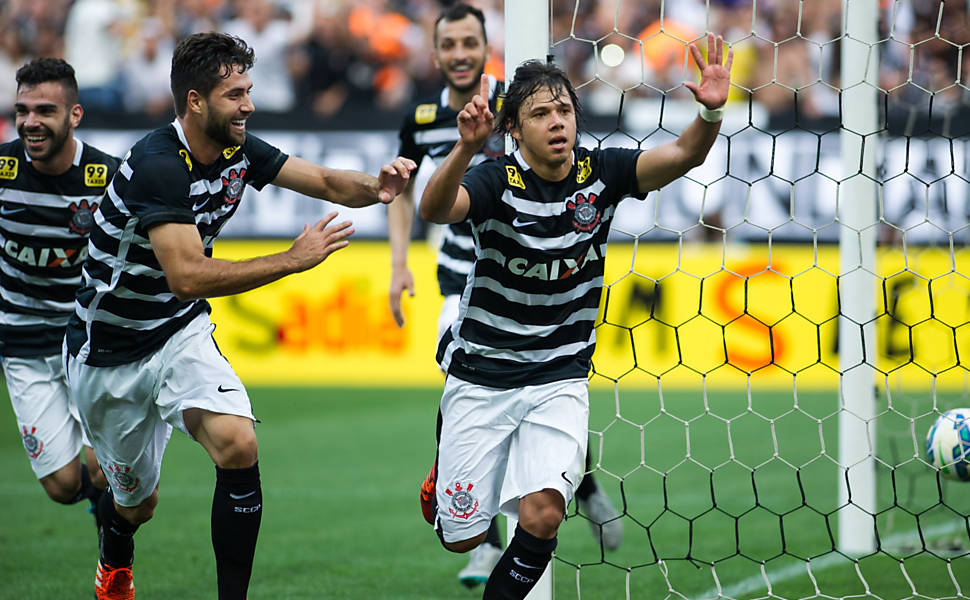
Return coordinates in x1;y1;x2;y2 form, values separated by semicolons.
94;560;134;600
419;460;437;525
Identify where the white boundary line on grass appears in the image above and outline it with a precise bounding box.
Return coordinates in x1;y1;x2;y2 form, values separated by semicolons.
694;520;966;600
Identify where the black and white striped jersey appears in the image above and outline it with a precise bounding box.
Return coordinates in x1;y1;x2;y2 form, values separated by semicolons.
0;139;120;357
398;76;503;296
437;146;644;389
65;120;287;366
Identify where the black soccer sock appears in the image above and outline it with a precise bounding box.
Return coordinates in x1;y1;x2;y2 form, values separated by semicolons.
575;452;596;501
482;524;557;600
98;488;138;568
212;462;262;600
68;463;101;504
484;517;503;549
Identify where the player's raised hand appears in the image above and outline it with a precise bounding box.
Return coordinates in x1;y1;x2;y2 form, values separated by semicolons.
685;33;733;110
389;265;415;327
378;157;417;204
287;212;354;272
457;74;494;148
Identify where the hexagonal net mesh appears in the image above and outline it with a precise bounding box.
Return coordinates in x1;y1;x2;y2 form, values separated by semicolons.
543;1;970;598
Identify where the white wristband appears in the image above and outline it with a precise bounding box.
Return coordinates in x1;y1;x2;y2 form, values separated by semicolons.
699;105;724;123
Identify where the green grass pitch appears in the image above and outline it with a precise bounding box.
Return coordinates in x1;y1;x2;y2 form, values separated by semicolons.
2;383;969;599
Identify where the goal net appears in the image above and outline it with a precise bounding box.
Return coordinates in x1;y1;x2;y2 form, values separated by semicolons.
533;0;970;598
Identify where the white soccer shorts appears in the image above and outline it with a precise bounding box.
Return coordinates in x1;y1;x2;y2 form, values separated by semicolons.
4;354;91;479
435;375;589;543
65;312;255;507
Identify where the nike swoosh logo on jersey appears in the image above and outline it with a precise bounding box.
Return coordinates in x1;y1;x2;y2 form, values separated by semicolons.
512;557;543;570
0;206;25;216
229;490;256;500
218;385;239;393
192;198;208;211
512;217;538;227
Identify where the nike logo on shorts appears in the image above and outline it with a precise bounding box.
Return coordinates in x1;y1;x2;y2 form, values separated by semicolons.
561;471;573;486
218;385;239;393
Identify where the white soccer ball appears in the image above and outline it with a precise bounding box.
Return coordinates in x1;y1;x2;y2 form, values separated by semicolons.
926;408;970;481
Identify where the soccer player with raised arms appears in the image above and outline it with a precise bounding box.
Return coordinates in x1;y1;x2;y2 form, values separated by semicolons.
419;34;732;599
392;3;623;586
64;32;415;600
1;58;117;536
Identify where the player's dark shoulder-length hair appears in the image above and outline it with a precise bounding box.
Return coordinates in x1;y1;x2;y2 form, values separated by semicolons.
170;32;255;117
15;58;79;105
434;3;487;46
496;59;582;141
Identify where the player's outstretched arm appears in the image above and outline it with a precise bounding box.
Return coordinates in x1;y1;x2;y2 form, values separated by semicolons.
387;179;416;327
419;74;493;224
148;213;353;301
635;32;733;193
272;155;417;208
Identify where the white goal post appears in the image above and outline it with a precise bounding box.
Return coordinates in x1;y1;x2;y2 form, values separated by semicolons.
505;2;553;599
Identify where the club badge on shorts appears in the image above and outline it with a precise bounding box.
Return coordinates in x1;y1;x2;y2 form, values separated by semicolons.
108;463;140;493
21;425;43;459
445;481;479;520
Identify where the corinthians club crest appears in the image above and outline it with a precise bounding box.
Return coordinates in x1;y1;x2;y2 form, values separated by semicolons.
108;463;140;493
21;426;43;459
566;192;601;233
221;167;247;206
445;481;479;520
68;199;99;235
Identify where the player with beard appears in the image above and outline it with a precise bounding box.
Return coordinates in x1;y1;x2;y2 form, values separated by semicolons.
419;35;731;599
0;57;115;535
64;33;415;600
390;4;623;587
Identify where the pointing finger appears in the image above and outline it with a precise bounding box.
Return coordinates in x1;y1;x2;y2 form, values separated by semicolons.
480;73;489;102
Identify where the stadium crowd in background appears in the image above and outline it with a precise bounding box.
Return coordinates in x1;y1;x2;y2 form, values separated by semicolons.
0;0;966;132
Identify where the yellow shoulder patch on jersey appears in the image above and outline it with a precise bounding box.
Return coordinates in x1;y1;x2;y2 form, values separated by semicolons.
576;156;591;184
223;146;240;159
84;164;109;187
415;103;437;125
506;165;525;189
179;149;193;171
495;94;503;114
0;156;18;180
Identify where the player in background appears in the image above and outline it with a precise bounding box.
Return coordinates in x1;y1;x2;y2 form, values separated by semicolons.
418;33;732;599
388;4;622;588
1;58;116;536
64;33;415;600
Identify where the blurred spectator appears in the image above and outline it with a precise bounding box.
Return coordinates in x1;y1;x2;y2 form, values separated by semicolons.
223;0;305;112
63;0;135;114
297;3;367;119
122;17;176;118
174;0;230;39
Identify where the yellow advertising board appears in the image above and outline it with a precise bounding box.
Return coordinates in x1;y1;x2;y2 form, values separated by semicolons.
210;241;969;389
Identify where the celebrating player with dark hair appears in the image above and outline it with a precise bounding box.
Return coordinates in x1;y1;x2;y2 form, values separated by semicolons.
418;34;732;600
64;32;415;600
391;3;623;587
1;57;117;539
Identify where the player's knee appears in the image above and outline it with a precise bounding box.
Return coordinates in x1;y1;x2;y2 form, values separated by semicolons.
40;478;80;504
119;493;158;525
441;531;487;554
519;490;566;539
212;427;258;469
39;468;81;504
